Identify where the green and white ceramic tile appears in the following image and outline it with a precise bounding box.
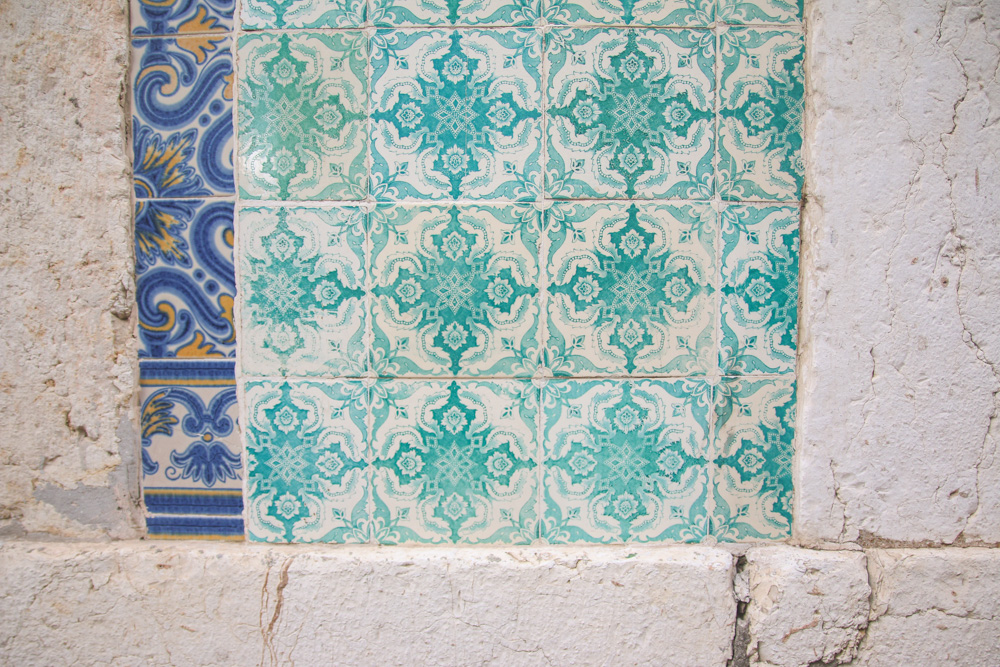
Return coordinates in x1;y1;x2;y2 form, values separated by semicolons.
371;205;541;377
546;28;715;200
238;31;367;200
541;380;713;543
372;0;539;26
241;0;366;29
239;206;367;378
720;204;798;374
544;0;714;26
712;376;794;540
545;202;716;376
371;30;542;201
371;380;538;544
718;28;804;201
244;379;369;543
715;0;802;24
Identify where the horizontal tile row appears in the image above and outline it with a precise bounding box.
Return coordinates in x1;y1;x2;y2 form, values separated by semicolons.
237;27;804;202
237;202;798;377
244;376;794;543
131;0;801;34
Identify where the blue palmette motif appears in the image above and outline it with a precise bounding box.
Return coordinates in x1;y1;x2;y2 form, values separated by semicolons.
136;199;236;357
141;384;240;485
132;36;234;197
132;0;234;36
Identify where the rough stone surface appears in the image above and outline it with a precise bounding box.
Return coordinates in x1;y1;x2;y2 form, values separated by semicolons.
0;0;139;538
0;542;736;666
798;0;1000;545
743;546;870;666
856;548;1000;664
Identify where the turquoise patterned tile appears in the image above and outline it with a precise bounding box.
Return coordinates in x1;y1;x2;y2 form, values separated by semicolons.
712;376;794;540
544;0;714;26
716;0;802;25
541;379;713;543
241;0;365;29
131;0;234;36
545;28;715;200
244;379;369;543
720;204;798;374
371;205;541;377
371;30;542;201
238;32;367;201
239;206;367;377
718;29;804;201
545;202;716;376
372;0;539;26
132;36;234;198
371;380;538;544
136;199;236;358
140;360;244;540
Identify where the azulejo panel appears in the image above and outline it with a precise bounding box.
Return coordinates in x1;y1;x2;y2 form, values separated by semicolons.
371;29;542;201
371;205;541;377
372;0;538;26
241;0;365;28
541;379;712;543
546;28;715;200
713;376;794;540
244;379;369;542
131;0;233;36
545;202;715;376
136;199;236;358
132;36;235;197
718;28;804;201
239;206;367;377
720;204;798;374
238;31;368;201
544;0;713;26
715;0;802;24
372;380;537;544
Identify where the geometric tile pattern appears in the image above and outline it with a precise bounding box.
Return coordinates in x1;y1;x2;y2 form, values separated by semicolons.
127;0;802;542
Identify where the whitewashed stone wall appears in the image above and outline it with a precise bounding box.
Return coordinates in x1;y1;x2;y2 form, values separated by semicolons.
0;0;998;664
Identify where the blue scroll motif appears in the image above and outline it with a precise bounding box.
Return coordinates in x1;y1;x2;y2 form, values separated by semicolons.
132;0;234;37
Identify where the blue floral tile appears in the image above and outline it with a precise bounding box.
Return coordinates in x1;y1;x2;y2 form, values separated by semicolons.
371;0;539;26
371;30;542;201
140;360;244;539
546;28;715;200
718;28;804;201
544;0;714;26
131;0;234;36
239;205;367;377
719;204;798;374
541;379;713;543
132;36;234;198
244;379;369;543
712;376;794;540
136;199;236;358
371;380;538;544
715;0;802;24
241;0;366;28
371;205;542;377
544;202;716;376
238;31;368;200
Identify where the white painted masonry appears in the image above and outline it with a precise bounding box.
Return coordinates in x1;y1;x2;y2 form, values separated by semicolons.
0;0;999;664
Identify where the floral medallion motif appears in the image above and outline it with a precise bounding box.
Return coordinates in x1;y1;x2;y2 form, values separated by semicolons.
372;0;539;26
238;31;367;200
371;30;542;200
244;380;369;542
546;29;714;199
718;29;804;201
239;206;366;377
544;0;713;26
372;205;541;377
720;205;798;374
542;380;712;543
713;377;794;540
241;0;365;28
545;202;715;376
371;381;537;544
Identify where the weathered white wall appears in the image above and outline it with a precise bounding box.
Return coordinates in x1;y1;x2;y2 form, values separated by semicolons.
1;0;1000;664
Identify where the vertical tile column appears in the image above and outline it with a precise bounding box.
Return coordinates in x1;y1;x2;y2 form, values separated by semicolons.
130;0;244;538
